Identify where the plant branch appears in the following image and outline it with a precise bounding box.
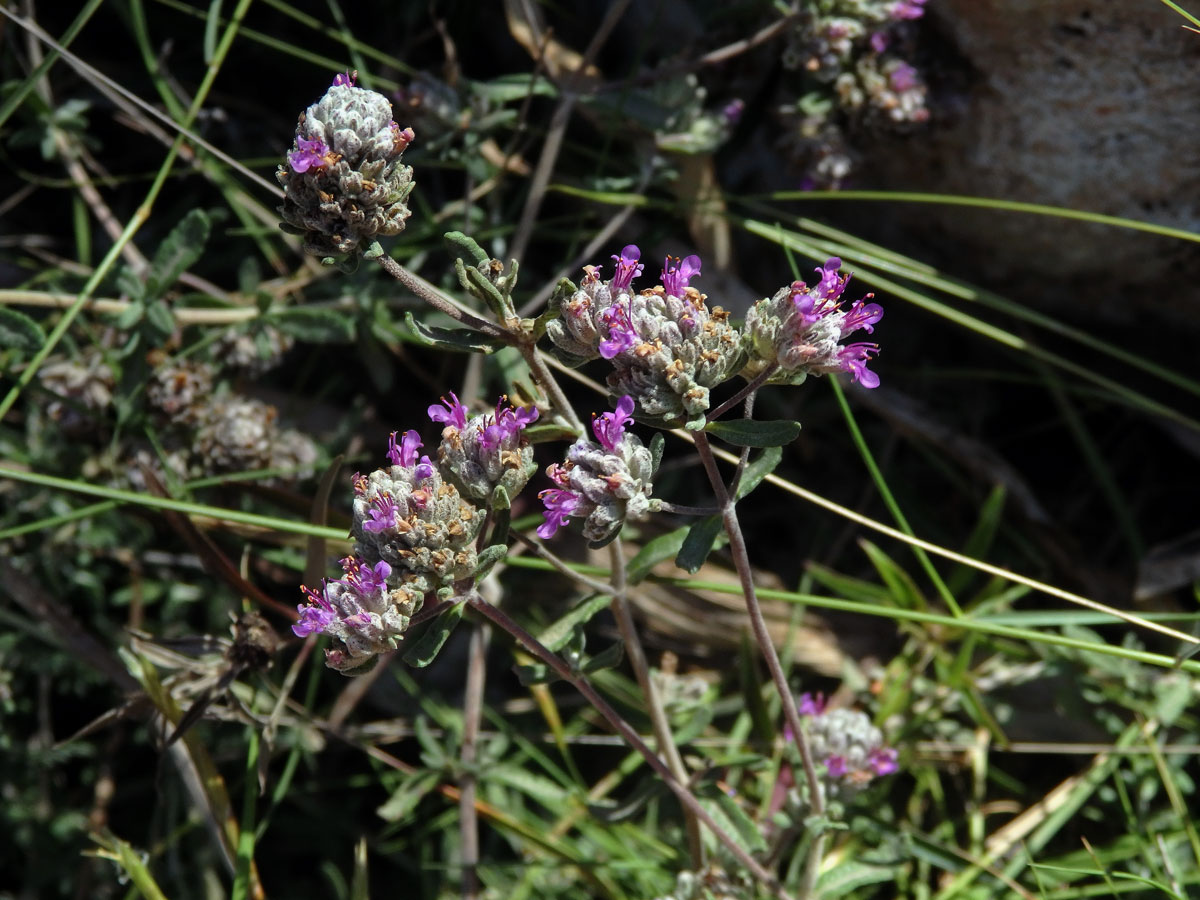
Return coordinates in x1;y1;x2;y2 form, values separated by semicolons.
607;539;704;868
374;254;507;338
459;623;489;900
465;592;791;900
690;430;827;894
517;339;585;434
707;363;778;423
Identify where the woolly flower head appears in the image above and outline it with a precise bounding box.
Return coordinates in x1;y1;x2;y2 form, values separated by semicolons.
744;257;882;388
294;555;422;674
277;71;416;259
546;246;745;429
351;428;483;597
798;693;898;788
538;396;660;546
430;393;539;503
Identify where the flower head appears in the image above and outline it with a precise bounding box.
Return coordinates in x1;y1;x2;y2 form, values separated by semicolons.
277;72;416;258
745;257;884;389
294;553;424;672
435;396;539;502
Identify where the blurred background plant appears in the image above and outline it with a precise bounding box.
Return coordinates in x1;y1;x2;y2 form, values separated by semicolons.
1;1;1200;898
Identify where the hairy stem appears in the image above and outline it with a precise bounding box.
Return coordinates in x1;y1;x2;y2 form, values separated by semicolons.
691;430;827;894
459;624;490;900
375;254;507;338
607;539;704;868
465;592;791;900
707;363;779;423
517;337;585;435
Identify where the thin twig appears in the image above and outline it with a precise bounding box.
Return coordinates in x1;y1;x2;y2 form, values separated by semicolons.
374;254;507;337
707;363;778;423
690;430;827;897
465;591;792;900
511;531;614;595
459;624;490;900
507;0;634;264
607;539;705;868
517;338;585;434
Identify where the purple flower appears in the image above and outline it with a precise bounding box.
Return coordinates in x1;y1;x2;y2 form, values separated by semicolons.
826;756;848;777
414;455;435;481
891;0;926;20
386;430;423;467
288;136;330;173
294;584;337;637
610;245;644;293
598;302;638;360
362;492;400;533
838;343;881;389
592;395;635;451
869;747;899;776
841;296;884;335
332;70;357;87
812;258;848;304
478;397;540;452
798;692;827;717
661;254;702;298
428;392;468;430
342;556;391;594
889;61;919;92
537;488;581;539
722;99;745;125
870;31;890;53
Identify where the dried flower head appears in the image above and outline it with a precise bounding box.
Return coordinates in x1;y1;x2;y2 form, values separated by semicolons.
744;257;882;388
798;692;898;788
278;72;417;258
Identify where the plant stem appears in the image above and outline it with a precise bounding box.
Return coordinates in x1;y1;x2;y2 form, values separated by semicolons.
517;337;585;434
375;254;506;338
607;539;704;868
707;363;778;423
465;592;792;900
691;430;827;895
459;624;490;900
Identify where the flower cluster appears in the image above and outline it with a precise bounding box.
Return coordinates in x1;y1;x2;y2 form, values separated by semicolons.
277;71;417;258
293;555;422;673
547;246;745;429
430;393;539;502
744;257;883;388
781;0;931;187
295;405;515;672
798;692;898;785
538;396;659;546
